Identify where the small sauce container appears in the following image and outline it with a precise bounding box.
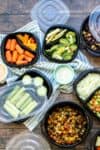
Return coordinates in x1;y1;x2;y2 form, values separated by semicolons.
0;63;8;84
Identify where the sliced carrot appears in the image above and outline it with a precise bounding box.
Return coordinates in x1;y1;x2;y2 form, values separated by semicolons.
12;51;18;62
16;60;28;65
16;44;24;54
6;50;12;62
10;39;16;51
24;55;33;62
24;51;35;58
5;39;11;50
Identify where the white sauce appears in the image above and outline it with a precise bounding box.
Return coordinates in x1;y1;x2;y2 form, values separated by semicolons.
55;66;74;84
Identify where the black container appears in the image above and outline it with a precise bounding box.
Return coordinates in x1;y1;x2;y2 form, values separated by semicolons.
91;131;100;150
1;32;40;68
42;101;92;149
73;69;100;121
80;16;100;57
17;70;53;98
42;25;79;63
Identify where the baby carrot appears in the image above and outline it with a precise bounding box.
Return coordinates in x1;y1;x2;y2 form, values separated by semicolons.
16;44;24;54
12;51;18;62
5;39;11;50
6;50;12;62
24;55;33;62
24;51;35;58
10;39;16;51
17;54;25;61
16;60;28;65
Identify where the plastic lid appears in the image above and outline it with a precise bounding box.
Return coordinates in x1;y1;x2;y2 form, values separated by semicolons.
31;0;70;32
6;132;51;150
89;6;100;42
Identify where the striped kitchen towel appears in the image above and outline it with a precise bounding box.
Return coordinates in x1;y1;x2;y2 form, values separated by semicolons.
0;21;93;130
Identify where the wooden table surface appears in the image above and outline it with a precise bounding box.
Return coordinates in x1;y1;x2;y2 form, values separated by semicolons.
0;0;100;149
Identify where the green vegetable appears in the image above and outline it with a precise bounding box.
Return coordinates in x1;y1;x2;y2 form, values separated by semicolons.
21;101;37;115
37;86;47;97
16;93;30;108
33;77;44;87
9;87;25;104
20;97;32;110
7;86;20;100
52;52;63;60
70;44;78;51
66;31;76;44
59;38;70;46
4;101;20;118
22;75;32;85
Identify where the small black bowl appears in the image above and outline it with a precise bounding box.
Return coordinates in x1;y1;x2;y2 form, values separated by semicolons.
42;101;92;149
73;69;100;103
17;70;53;98
1;32;40;69
91;131;100;150
80;16;100;57
42;25;79;63
73;69;100;121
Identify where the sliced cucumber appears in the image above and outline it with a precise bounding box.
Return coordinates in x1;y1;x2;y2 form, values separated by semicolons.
37;86;47;97
33;77;44;87
22;75;32;85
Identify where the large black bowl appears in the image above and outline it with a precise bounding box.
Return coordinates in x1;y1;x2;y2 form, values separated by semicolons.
1;32;40;68
73;69;100;121
91;131;100;150
42;25;79;63
42;101;92;149
17;70;53;98
80;16;100;57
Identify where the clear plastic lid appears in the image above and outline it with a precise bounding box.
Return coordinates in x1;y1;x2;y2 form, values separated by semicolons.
6;131;51;150
0;81;46;123
89;6;100;42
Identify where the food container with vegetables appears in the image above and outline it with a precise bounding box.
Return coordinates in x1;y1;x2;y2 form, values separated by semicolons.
73;69;100;120
1;32;40;68
43;25;79;63
91;131;100;150
80;16;100;57
0;81;46;123
42;101;91;149
17;70;53;98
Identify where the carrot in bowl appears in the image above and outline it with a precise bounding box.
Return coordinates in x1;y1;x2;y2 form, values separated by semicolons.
24;51;35;58
5;39;11;50
16;60;28;65
12;51;18;63
10;39;16;51
16;44;24;54
6;50;12;62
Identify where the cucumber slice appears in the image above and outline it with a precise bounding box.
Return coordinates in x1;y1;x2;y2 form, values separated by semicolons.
20;97;32;111
10;87;25;105
4;101;20;118
33;77;44;87
21;100;37;115
16;93;30;109
37;86;47;97
7;86;20;101
22;75;32;85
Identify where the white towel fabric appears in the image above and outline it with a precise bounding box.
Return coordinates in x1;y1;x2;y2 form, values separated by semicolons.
0;21;93;131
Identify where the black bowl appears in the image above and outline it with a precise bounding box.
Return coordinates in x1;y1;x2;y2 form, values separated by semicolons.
73;69;100;121
80;16;100;57
1;32;40;68
91;131;100;150
42;25;79;63
42;101;92;149
17;70;53;98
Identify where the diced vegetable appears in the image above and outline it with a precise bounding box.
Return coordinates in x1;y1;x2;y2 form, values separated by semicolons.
22;75;33;85
33;77;44;87
37;86;47;97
